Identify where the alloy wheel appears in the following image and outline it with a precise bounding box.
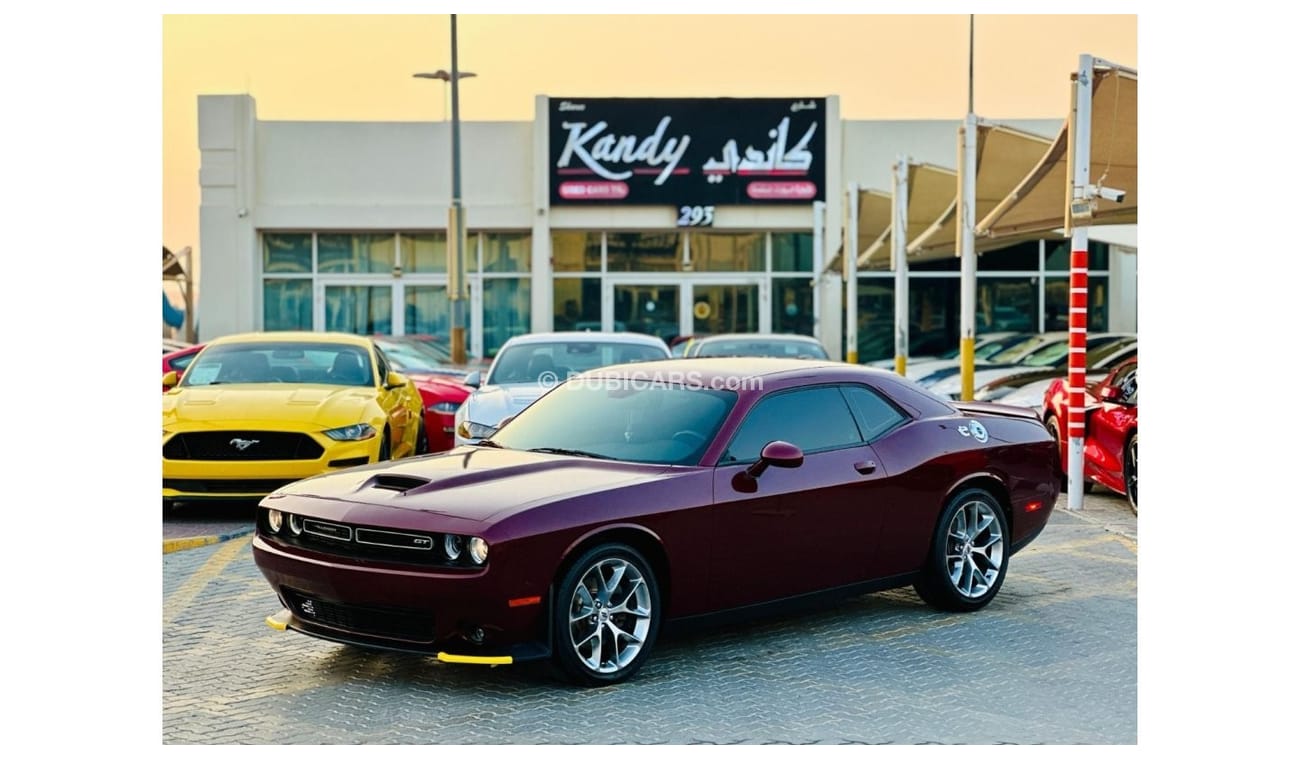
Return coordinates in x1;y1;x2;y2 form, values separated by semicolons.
945;498;1005;599
567;557;653;675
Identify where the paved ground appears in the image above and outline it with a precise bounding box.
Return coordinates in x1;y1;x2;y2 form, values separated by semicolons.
162;490;1136;744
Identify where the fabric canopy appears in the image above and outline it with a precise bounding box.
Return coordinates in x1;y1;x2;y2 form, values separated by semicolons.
905;124;1054;261
858;163;955;270
825;188;890;277
978;66;1137;240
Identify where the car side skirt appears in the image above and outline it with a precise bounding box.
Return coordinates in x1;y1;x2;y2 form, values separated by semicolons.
663;571;920;636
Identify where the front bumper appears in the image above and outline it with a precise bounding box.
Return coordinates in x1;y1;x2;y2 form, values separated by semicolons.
162;437;379;500
252;534;549;661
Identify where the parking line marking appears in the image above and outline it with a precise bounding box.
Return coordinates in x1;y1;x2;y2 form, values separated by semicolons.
164;536;252;626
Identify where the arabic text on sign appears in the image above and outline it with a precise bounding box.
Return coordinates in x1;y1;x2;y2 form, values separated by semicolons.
701;118;817;184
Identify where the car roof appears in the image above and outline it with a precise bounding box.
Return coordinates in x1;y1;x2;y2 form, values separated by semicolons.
205;331;374;348
694;333;821;344
498;331;669;349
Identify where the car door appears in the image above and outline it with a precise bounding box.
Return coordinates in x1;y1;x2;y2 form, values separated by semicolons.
709;384;891;611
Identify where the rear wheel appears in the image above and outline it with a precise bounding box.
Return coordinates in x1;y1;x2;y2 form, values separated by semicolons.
914;487;1009;612
1124;434;1138;515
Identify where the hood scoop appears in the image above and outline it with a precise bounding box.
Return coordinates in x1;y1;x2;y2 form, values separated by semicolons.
366;474;433;493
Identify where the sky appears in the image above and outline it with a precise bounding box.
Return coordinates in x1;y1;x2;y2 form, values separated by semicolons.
9;1;1300;753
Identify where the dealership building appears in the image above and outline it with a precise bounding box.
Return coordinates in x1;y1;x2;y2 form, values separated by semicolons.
196;93;1136;361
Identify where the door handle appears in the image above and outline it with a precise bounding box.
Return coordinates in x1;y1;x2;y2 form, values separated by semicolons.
854;461;877;475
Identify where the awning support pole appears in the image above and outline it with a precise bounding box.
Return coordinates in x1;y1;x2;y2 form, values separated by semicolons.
892;157;910;376
845;183;859;363
959;113;978;400
1067;54;1095;513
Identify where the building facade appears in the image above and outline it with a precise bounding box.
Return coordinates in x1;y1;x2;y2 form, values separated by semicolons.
197;94;1136;360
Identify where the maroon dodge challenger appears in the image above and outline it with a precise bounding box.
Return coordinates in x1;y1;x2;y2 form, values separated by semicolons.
255;358;1059;686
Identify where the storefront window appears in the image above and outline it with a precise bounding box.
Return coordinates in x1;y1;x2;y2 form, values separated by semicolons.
692;283;759;336
772;232;814;272
483;278;531;358
552;232;602;273
263;279;312;330
553;278;602;332
977;277;1039;334
262;233;312;274
404;284;450;339
851;277;895;363
690;231;763;272
318;234;397;274
323;284;392;334
483;233;531;273
400;233;447;273
606;232;683;272
1045;276;1109;331
1046;240;1110;271
773;278;815;336
978;241;1039;272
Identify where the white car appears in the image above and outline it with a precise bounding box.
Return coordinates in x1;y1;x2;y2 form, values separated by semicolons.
925;333;1136;400
454;332;671;446
866;331;1023;378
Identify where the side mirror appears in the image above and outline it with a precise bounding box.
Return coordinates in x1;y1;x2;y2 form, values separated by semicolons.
385;371;408;390
464;370;482;388
162;371;180;389
746;440;805;480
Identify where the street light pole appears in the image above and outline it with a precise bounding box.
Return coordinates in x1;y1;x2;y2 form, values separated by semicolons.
413;69;476;121
413;23;476;364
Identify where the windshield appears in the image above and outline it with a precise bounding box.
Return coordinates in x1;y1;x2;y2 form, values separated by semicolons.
180;342;373;387
489;381;737;465
695;339;828;359
985;334;1052;364
373;337;461;375
1019;336;1133;369
486;341;667;385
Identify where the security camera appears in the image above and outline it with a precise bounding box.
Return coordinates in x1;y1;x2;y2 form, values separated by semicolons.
1095;186;1126;204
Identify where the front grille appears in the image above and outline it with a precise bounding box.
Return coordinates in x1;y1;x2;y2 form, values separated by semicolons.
164;478;297;494
283;589;434;641
260;513;476;568
164;431;324;461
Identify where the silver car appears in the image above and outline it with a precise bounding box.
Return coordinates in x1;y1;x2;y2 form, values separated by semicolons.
454;332;671;446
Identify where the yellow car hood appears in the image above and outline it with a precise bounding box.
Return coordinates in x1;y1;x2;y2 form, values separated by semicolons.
163;385;378;428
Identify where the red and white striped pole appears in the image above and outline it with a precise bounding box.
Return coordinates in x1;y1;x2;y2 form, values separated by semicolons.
1066;54;1094;512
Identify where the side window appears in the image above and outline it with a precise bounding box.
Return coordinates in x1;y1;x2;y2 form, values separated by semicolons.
722;386;863;464
1116;366;1138;404
841;384;908;442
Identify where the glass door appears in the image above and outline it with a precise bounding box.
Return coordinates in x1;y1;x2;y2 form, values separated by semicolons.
689;281;764;337
612;283;682;343
319;283;393;335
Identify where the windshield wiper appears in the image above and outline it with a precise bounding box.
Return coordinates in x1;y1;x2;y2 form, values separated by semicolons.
527;447;614;460
471;439;505;448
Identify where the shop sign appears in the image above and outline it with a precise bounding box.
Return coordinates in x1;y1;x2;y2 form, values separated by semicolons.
550;98;826;206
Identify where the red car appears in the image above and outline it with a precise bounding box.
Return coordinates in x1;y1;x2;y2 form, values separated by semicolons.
1041;356;1137;512
162;343;205;391
371;335;474;453
255;358;1059;685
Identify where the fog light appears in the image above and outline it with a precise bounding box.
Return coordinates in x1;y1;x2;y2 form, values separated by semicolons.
468;537;489;565
288;514;303;535
267;509;283;534
444;534;464;560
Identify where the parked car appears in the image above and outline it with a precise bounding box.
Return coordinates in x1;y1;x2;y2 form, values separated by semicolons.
454;332;671;446
1041;355;1138;512
867;331;1025;377
255;357;1060;685
972;339;1138;410
372;335;475;453
163;338;193;354
922;334;1135;399
683;333;829;360
162;343;205;391
162;331;425;506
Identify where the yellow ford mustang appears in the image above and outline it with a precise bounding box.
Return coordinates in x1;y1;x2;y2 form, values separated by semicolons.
162;332;425;505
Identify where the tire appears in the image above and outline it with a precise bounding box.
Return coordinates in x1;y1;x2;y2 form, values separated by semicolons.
914;487;1010;612
1124;433;1138;515
552;543;660;687
1047;414;1093;494
377;427;392;462
415;419;429;456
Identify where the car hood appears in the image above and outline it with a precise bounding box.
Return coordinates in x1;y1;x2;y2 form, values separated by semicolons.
163;385;377;427
407;373;471;395
461;383;550;426
270;447;678;527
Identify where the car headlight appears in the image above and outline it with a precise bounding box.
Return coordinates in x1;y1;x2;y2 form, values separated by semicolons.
468;537;489;564
288;514;304;536
430;401;461;414
444;534;464;560
267;509;283;534
322;423;377;441
457;420;498;440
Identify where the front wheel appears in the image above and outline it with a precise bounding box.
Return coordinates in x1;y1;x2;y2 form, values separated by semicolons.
377;427;392;462
914;487;1009;612
1124;434;1138;515
552;543;660;687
